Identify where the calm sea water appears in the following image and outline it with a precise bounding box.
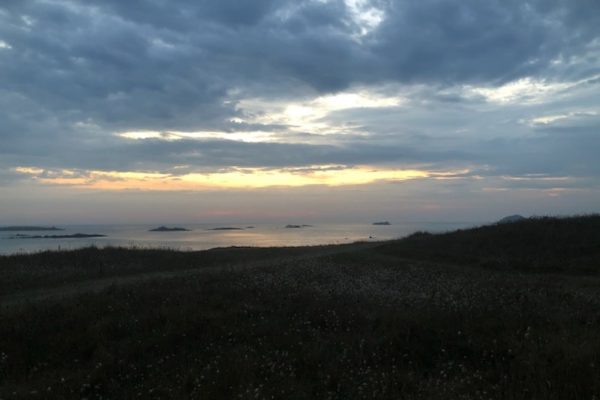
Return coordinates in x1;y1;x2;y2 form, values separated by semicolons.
0;221;482;255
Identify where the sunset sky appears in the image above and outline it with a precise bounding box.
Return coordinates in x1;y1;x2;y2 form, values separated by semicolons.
1;0;599;224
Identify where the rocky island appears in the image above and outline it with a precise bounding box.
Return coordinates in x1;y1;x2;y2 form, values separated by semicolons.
497;214;526;224
149;226;190;232
372;221;391;225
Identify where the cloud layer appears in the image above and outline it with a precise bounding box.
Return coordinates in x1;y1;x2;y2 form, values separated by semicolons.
0;0;599;220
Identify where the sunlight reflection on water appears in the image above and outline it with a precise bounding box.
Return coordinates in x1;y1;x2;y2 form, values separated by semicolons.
0;222;480;255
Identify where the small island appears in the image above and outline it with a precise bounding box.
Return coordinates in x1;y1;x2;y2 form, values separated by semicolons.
0;226;64;231
372;221;391;226
11;233;106;239
149;226;190;232
497;214;526;224
208;227;244;231
285;224;313;229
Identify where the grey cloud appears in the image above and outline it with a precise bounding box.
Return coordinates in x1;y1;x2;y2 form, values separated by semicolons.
0;169;28;186
3;136;472;174
0;0;599;186
493;177;600;191
372;0;600;85
470;124;600;179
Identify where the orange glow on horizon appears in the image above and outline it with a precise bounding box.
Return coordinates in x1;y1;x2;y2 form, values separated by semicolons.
12;165;443;190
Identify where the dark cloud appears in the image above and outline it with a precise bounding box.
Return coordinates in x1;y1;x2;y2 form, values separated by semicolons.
0;0;599;190
371;0;589;84
466;121;600;179
1;135;472;174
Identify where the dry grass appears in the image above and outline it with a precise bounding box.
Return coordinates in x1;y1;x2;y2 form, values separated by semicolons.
1;216;599;399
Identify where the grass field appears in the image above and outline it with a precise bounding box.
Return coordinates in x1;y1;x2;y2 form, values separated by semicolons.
1;216;599;399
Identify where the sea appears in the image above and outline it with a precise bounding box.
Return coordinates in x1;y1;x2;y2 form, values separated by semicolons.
0;221;483;255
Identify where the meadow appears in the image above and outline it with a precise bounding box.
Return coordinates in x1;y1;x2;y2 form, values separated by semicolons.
1;216;599;399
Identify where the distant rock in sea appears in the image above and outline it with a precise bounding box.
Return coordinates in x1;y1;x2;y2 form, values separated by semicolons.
149;226;190;232
0;226;63;231
208;227;244;231
246;226;255;229
497;215;526;224
285;224;313;229
372;221;391;226
12;233;106;239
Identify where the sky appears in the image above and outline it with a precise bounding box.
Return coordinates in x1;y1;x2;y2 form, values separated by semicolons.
0;0;599;224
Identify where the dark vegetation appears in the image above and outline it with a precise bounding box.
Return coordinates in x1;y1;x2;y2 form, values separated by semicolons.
1;216;600;399
378;215;600;273
0;245;358;297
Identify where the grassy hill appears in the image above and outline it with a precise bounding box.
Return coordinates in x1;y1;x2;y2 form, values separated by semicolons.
1;216;599;399
378;215;600;272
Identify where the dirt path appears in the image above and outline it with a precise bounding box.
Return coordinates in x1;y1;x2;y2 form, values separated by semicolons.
0;242;381;311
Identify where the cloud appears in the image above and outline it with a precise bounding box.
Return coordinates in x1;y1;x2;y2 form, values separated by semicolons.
1;133;474;174
370;0;595;84
0;0;598;201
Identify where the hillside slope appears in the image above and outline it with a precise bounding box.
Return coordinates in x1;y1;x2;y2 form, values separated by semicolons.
378;215;600;272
